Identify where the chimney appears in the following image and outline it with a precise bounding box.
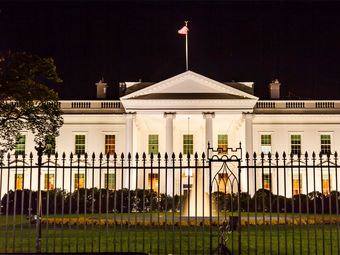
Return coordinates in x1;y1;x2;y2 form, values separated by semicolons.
119;82;127;97
269;79;281;99
96;79;108;99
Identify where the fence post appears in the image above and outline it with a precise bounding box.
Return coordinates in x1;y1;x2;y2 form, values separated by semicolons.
35;142;45;253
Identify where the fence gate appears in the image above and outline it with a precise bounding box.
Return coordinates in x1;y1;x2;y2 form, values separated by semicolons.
208;143;242;255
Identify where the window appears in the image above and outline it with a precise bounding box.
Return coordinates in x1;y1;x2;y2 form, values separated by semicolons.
321;135;331;155
104;173;115;190
263;173;271;190
15;135;26;155
183;134;193;155
45;135;56;155
75;135;86;155
291;135;301;155
218;134;228;154
293;174;302;195
74;173;85;189
44;173;55;190
105;135;115;155
322;174;331;195
218;173;229;193
148;173;159;192
15;174;23;190
148;134;159;154
261;134;271;154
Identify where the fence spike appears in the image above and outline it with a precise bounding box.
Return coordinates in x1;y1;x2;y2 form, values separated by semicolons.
282;151;286;158
55;152;59;159
290;152;294;159
187;152;190;159
179;152;183;159
70;152;73;159
253;152;257;159
268;152;271;159
312;151;316;159
7;152;10;159
172;152;176;159
319;151;322;158
121;152;124;160
62;152;66;159
327;151;331;159
305;151;308;158
30;152;33;159
150;152;154;160
275;152;279;159
92;152;95;159
84;152;88;159
202;152;205;159
142;152;146;159
334;151;338;158
114;152;117;159
99;152;103;159
194;152;198;159
128;152;131;160
158;152;161;160
245;152;249;159
77;153;81;159
15;152;18;159
164;152;168;160
135;153;139;160
261;152;264;159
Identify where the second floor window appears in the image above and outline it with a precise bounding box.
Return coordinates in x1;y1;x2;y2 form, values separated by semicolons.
218;134;228;154
15;135;26;155
45;135;56;155
320;134;331;155
148;134;159;154
183;134;193;155
105;135;115;155
75;135;86;155
291;134;301;155
261;134;271;154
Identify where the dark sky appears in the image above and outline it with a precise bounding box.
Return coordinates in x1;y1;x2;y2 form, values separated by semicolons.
2;1;340;100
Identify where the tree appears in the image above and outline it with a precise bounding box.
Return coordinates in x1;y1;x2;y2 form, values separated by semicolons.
0;51;63;152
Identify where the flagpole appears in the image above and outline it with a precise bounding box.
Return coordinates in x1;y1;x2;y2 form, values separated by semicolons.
185;21;189;71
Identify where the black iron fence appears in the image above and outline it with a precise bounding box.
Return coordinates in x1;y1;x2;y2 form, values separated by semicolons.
0;145;339;254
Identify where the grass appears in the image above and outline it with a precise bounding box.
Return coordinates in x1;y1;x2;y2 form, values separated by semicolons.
0;214;339;254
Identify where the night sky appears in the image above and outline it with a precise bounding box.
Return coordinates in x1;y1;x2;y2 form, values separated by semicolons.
2;1;340;100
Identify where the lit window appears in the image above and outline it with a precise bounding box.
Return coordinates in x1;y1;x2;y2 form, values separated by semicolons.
74;173;85;189
320;135;331;155
75;135;86;155
322;174;331;195
183;134;193;155
105;135;115;155
148;134;159;154
44;173;55;190
104;173;115;190
218;134;228;154
148;173;159;192
15;135;26;155
293;174;302;195
218;173;229;193
263;173;271;190
261;134;271;154
15;174;23;190
291;135;301;155
45;135;56;155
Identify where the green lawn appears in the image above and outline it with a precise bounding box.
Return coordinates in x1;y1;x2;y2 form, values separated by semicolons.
0;214;339;254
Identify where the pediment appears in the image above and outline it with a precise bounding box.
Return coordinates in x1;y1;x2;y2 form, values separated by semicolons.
121;71;258;100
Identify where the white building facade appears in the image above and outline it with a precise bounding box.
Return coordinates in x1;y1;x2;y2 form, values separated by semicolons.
4;71;340;197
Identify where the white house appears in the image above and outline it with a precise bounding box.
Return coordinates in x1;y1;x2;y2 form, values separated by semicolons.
3;71;340;197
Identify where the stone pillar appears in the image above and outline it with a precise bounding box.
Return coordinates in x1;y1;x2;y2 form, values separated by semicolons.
125;112;136;189
244;112;255;195
203;112;215;150
164;112;176;194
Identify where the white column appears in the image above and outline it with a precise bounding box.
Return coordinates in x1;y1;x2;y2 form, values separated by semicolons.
164;112;176;194
125;112;136;189
244;112;254;195
203;112;215;150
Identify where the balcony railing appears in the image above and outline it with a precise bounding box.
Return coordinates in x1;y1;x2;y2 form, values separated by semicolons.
59;100;123;112
256;100;340;111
